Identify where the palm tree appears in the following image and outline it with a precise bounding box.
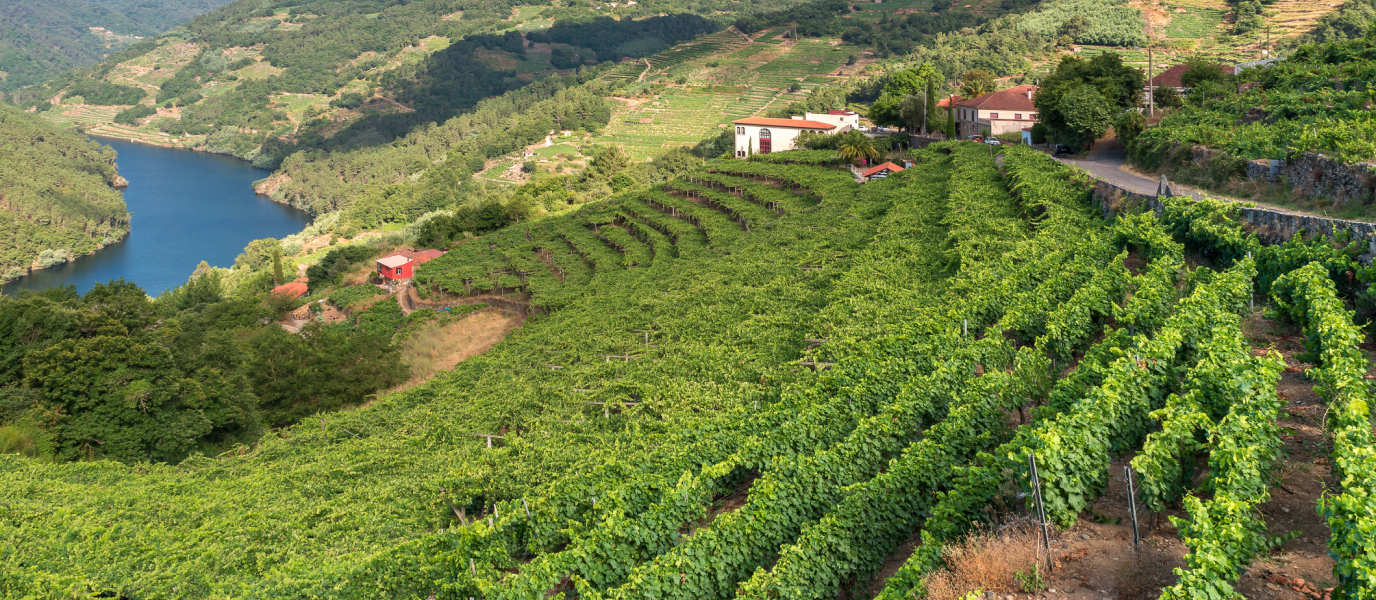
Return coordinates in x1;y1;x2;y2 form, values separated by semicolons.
960;78;992;99
836;132;880;165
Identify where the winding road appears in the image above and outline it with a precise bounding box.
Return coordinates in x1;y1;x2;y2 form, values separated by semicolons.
1049;139;1204;200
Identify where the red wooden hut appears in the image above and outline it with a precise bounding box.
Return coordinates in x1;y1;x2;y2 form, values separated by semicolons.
376;248;445;281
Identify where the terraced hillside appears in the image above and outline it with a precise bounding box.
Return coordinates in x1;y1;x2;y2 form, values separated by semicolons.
5;144;1374;598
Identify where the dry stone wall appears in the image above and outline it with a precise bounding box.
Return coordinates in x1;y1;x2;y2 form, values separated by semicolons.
1241;151;1376;206
1092;179;1376;261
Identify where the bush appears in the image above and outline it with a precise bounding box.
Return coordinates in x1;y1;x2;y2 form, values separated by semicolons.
1113;110;1146;147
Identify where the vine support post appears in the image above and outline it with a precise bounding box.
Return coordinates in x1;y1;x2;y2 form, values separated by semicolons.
1029;453;1053;573
1125;465;1141;554
963;318;968;337
522;498;530;517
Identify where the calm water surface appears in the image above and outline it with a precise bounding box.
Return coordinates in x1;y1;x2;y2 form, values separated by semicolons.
3;138;311;296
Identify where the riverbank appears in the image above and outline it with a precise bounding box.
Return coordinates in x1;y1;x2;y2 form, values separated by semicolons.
2;138;311;296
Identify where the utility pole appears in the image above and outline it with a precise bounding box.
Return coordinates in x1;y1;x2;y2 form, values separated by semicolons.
1147;22;1154;118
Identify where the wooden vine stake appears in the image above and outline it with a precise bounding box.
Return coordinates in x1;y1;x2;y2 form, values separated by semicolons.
473;433;505;449
1028;452;1053;573
1125;465;1141;554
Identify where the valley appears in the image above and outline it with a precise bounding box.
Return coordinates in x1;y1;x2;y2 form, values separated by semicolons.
3;0;1376;597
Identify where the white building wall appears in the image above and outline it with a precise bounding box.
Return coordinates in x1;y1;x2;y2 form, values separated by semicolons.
803;112;859;131
733;125;817;157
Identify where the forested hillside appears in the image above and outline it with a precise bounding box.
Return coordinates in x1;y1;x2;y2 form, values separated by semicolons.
3;143;1374;597
0;102;128;283
0;0;233;92
18;0;786;167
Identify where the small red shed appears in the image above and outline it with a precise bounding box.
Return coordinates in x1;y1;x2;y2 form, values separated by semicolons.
376;248;445;281
377;255;414;280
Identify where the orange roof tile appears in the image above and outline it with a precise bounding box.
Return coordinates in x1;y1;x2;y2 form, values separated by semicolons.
862;162;905;178
732;117;837;129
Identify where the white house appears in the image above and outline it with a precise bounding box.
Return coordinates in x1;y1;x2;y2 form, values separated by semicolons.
732;111;855;157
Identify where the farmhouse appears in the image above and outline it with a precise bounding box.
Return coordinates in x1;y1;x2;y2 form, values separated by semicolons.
732;111;858;157
952;85;1038;139
376;248;445;281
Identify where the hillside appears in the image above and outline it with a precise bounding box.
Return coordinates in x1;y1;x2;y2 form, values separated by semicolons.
0;0;234;92
0;102;129;283
19;0;823;168
2;144;1374;597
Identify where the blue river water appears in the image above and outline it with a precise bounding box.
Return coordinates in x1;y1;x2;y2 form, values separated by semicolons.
2;137;311;297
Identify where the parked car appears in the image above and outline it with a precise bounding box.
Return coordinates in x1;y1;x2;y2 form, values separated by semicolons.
967;134;985;143
1053;144;1072;156
857;125;870;132
986;138;1002;146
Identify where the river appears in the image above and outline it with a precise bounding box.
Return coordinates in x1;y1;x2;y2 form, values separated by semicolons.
2;138;311;297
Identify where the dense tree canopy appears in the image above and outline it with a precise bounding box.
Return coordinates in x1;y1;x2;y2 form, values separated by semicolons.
1034;52;1144;148
0;276;408;464
0;103;129;283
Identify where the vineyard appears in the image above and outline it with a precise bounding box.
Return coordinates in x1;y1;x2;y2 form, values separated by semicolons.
4;143;1376;598
1132;33;1376;167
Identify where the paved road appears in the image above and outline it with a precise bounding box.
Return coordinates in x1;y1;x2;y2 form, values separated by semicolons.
1048;139;1204;200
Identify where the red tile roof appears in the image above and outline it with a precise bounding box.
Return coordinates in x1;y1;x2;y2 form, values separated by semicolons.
272;282;308;298
862;162;905;178
954;85;1037;111
733;117;837;129
938;95;963;108
1149;63;1229;89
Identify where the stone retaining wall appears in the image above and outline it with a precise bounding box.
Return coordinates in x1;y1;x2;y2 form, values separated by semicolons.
1092;180;1376;259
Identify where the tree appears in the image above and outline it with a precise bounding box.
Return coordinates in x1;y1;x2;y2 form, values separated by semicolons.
899;94;929;134
1113;110;1146;147
959;69;996;98
1058;84;1114;147
1180;57;1228;89
870;63;940;127
1152;86;1182;110
271;247;284;285
24;336;214;463
1034;52;1144;148
836;131;881;164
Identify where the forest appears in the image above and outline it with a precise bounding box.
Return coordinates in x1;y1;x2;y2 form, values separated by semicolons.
0;271;410;464
0;102;129;283
0;0;233;92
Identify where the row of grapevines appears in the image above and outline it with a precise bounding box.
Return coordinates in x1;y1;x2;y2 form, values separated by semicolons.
1027;257;1257;527
1271;262;1376;595
873;214;1188;599
734;247;1135;600
1157;336;1285;599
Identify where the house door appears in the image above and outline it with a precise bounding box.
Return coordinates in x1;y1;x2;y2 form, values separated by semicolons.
759;129;771;153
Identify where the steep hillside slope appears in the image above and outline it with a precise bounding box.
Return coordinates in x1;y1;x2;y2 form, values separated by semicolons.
21;0;811;167
0;102;128;283
0;0;233;92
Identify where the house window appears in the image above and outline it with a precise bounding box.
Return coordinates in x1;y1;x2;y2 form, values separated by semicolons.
990;113;999;119
737;126;745;135
1015;113;1022;120
737;150;745;157
396;267;404;276
759;128;772;153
